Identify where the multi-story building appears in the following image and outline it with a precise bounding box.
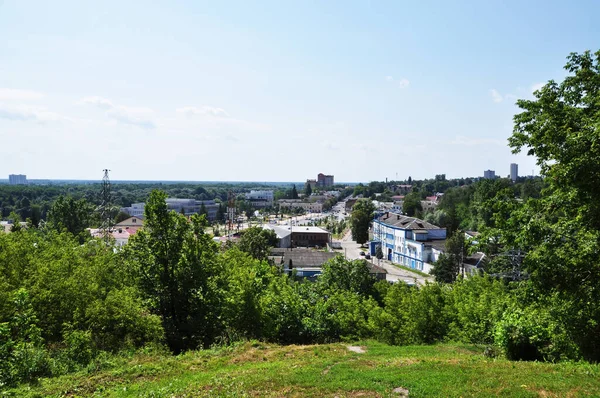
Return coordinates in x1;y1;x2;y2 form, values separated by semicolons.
317;173;334;187
510;163;518;182
245;190;274;208
306;179;317;190
121;198;220;222
371;213;447;274
8;174;27;185
278;199;323;213
483;170;496;179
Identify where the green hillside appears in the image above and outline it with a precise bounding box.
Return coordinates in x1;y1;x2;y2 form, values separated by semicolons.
8;341;600;397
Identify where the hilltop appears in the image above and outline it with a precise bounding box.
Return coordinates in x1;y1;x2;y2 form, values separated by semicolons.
8;341;600;397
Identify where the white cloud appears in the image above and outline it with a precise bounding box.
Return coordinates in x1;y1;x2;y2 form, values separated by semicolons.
397;78;410;89
385;76;410;89
80;96;155;129
80;96;115;110
176;106;230;118
0;88;44;101
531;82;545;94
0;104;69;123
490;89;503;103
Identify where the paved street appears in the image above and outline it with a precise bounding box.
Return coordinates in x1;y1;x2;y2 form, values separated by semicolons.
337;229;433;286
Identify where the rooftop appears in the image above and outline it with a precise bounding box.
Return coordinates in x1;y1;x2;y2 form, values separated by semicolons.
376;213;441;230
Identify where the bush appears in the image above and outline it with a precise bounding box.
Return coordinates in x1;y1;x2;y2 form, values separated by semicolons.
494;305;579;362
446;276;513;344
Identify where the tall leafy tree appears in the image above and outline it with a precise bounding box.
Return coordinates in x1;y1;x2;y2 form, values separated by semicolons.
46;196;92;243
238;226;278;261
304;182;312;197
507;50;600;361
350;199;375;244
124;190;222;352
402;191;422;217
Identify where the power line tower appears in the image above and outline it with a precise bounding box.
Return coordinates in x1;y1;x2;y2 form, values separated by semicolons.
99;169;113;242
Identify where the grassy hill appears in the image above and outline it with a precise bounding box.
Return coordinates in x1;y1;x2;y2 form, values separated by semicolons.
6;341;600;397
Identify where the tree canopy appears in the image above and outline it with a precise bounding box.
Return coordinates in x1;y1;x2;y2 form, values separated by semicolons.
350;199;375;244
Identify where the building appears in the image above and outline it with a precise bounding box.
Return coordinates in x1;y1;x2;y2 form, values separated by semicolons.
483;170;496;179
121;198;220;222
278;199;323;213
371;212;447;274
510;163;518;182
264;225;330;248
269;249;386;281
291;226;330;247
317;173;334;187
306;179;317;190
262;225;292;248
8;174;27;185
245;190;274;208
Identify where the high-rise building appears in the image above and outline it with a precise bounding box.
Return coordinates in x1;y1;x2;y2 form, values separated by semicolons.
317;173;334;187
510;163;518;182
483;170;496;179
8;174;27;185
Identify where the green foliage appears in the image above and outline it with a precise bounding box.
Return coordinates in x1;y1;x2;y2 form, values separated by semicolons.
402;191;422;217
494;304;579;362
125;190;221;352
350;199;375;244
506;50;600;361
46;195;93;243
317;256;376;297
446;276;513;344
259;276;307;344
237;226;278;261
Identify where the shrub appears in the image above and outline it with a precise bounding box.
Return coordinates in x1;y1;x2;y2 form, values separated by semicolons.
494;305;579;362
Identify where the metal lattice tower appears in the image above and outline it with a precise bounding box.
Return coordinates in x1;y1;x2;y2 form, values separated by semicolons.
99;169;113;240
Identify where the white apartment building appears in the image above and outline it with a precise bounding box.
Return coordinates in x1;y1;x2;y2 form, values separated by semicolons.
121;198;220;221
245;190;274;208
371;213;447;274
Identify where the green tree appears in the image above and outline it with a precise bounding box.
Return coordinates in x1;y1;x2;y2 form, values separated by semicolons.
291;184;299;199
28;204;41;228
402;191;422;217
124;190;222;352
350;199;375;244
238;226;278;261
507;50;600;361
46;196;92;243
304;182;312;197
8;211;21;232
318;256;376;297
114;211;131;224
431;232;466;283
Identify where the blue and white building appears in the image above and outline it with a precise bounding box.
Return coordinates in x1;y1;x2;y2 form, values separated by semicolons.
371;213;447;274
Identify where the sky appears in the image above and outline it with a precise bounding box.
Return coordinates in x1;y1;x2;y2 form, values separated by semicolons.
1;0;598;182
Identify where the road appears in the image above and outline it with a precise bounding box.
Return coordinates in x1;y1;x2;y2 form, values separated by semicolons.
338;229;433;286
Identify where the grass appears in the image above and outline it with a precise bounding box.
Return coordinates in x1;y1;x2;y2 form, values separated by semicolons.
390;263;431;278
5;341;600;397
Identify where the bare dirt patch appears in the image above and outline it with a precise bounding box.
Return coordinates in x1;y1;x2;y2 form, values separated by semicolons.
392;386;410;396
347;346;366;354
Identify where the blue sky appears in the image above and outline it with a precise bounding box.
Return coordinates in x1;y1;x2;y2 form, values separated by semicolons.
1;0;598;182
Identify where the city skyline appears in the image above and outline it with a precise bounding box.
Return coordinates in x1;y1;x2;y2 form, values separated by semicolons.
1;1;598;181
